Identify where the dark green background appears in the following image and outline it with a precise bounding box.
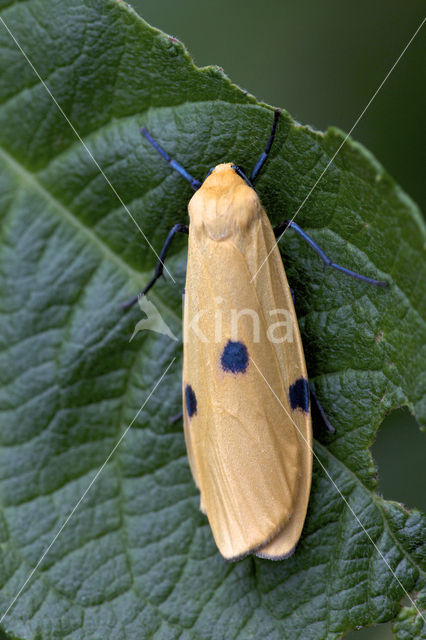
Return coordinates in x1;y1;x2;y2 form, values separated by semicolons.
129;2;425;639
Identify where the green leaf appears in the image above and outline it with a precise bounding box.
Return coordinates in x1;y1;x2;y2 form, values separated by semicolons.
0;1;424;639
393;585;426;640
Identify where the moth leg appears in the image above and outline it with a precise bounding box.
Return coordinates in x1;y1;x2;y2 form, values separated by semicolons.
142;128;201;190
309;384;335;433
122;223;189;309
169;410;183;425
274;220;387;287
250;109;280;184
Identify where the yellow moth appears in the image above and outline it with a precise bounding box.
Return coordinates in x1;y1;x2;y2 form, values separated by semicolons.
182;164;311;560
125;111;386;561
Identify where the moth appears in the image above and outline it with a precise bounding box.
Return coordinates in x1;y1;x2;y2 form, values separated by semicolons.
124;111;386;560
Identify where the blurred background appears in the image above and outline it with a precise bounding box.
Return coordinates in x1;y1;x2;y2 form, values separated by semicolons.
130;2;425;638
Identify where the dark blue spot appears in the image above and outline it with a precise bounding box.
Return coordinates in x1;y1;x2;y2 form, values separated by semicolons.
185;384;197;418
221;340;249;374
289;378;310;413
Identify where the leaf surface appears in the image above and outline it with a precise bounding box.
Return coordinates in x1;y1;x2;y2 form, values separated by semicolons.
0;1;424;638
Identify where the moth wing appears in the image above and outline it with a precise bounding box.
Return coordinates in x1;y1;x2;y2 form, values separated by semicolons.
183;213;311;560
182;291;206;512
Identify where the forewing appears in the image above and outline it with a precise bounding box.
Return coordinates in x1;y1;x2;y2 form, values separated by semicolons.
183;212;312;559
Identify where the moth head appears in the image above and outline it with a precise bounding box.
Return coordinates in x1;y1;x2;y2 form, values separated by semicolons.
201;163;253;189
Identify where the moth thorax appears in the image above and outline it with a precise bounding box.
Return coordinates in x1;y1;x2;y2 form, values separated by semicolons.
188;180;262;241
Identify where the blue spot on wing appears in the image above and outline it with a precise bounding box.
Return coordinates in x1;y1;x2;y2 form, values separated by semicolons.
221;340;249;374
289;378;310;413
185;384;197;418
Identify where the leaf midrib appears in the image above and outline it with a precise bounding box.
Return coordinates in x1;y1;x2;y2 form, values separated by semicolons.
0;144;147;279
0;143;183;325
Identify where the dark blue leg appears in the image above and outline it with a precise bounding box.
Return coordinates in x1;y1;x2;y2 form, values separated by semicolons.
309;385;335;433
169;410;183;424
122;223;189;309
250;109;280;184
274;220;387;287
142;128;201;190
